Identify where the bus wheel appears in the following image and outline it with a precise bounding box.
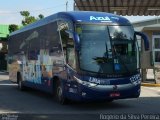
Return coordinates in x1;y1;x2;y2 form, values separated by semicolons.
56;81;68;105
17;74;25;91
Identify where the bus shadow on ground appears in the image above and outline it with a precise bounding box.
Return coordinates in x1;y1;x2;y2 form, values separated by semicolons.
14;87;128;110
13;85;133;109
67;97;160;113
0;82;160;114
0;78;160;113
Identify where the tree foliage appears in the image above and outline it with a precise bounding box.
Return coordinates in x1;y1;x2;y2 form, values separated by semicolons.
8;24;19;33
20;11;44;26
8;11;44;33
20;11;30;17
1;42;7;52
38;14;44;20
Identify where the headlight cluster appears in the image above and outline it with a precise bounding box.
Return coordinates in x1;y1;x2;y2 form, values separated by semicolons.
73;76;97;87
130;74;141;85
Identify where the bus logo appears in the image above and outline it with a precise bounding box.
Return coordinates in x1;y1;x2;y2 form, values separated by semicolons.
89;77;101;84
90;16;111;21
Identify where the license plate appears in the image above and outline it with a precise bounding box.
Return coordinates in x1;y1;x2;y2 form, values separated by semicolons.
110;93;120;97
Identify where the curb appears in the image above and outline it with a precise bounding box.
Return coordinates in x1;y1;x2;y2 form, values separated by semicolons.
0;71;9;75
141;83;160;87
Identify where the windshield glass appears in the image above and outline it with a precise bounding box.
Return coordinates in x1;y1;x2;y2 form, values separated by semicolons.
76;24;138;74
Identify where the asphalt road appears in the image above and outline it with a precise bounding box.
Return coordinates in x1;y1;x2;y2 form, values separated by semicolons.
0;72;160;120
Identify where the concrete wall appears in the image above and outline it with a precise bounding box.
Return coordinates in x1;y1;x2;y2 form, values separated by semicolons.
140;30;153;69
133;19;160;82
140;30;160;69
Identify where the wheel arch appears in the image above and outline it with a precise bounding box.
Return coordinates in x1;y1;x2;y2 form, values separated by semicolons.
52;75;61;92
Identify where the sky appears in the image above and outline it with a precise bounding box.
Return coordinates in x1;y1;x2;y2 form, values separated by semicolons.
0;0;74;24
0;0;157;25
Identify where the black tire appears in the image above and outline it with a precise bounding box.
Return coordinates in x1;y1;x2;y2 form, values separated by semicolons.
17;73;25;91
55;81;68;105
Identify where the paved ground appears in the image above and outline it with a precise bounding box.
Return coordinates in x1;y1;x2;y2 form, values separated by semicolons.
146;69;155;79
0;72;160;120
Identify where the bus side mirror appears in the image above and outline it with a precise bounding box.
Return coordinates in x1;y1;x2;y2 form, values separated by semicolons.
135;31;149;51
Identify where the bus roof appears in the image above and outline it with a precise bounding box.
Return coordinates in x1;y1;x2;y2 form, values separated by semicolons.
10;11;131;36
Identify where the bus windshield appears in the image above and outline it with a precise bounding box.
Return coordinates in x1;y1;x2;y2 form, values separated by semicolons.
76;24;138;74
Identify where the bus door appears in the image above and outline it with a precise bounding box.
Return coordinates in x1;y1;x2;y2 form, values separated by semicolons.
58;20;76;81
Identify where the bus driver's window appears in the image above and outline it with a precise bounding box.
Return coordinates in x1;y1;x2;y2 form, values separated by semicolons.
66;33;76;69
59;21;76;69
59;21;69;63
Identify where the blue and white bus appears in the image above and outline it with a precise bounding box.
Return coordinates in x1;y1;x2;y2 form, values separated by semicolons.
8;11;149;104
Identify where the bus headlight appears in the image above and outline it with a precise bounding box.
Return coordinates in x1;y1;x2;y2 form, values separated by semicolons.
130;74;141;85
73;76;97;87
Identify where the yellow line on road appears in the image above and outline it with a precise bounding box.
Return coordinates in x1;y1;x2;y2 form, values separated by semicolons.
141;83;160;87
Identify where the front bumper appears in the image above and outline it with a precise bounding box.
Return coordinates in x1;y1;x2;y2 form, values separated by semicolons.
65;82;141;102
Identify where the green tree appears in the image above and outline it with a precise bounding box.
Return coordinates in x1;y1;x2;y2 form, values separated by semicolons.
20;11;30;17
8;24;19;33
1;42;7;52
38;14;44;20
20;11;44;26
